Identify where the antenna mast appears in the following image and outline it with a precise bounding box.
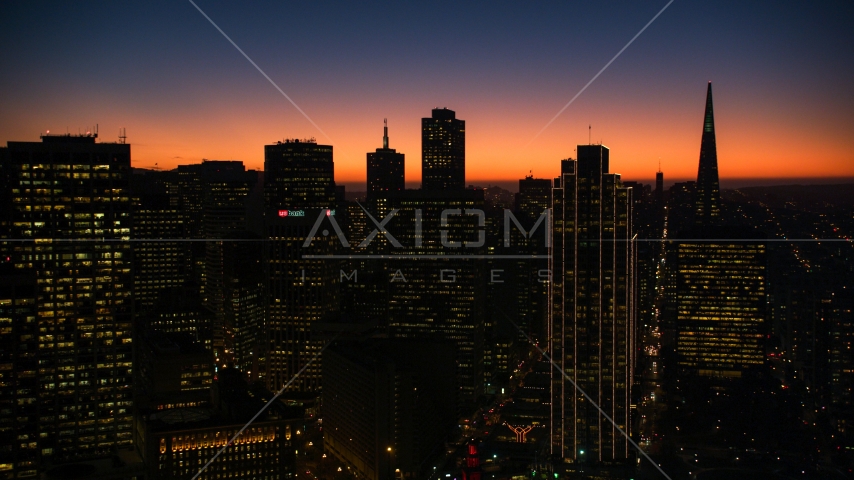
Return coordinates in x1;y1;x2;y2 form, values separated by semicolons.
118;128;127;144
383;118;388;149
588;125;591;145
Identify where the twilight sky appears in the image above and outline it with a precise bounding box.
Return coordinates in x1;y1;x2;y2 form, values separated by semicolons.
1;1;853;189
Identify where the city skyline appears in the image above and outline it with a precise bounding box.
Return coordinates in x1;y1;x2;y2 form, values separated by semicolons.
2;2;854;479
1;1;853;187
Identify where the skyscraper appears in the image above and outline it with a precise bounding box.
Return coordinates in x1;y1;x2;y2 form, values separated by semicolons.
550;144;635;464
385;188;486;408
264;139;335;210
421;108;465;191
695;82;721;225
264;139;339;393
669;83;768;379
198;161;257;363
367;119;405;199
1;134;133;474
130;169;186;313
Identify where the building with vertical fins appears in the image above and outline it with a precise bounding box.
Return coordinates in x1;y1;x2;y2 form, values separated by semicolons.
695;82;721;225
549;144;635;466
422;108;465;191
669;83;767;380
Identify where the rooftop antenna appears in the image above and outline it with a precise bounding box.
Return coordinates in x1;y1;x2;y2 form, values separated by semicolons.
383;118;388;149
658;157;661;173
118;128;127;144
588;125;591;145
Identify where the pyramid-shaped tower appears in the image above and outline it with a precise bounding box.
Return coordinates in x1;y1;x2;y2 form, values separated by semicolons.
695;82;721;224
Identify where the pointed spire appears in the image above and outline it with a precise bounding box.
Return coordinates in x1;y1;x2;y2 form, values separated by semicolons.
383;118;389;149
695;81;721;224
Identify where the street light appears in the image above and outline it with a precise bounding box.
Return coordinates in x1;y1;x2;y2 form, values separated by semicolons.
387;447;393;480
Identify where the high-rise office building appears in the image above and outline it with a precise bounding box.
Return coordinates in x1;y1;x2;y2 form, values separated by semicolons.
516;175;552;220
672;231;766;378
695;82;721;225
385;189;486;408
549;144;635;464
0;267;38;478
367;119;404;199
220;234;266;378
130;169;186;314
198;161;257;361
667;83;768;379
422;108;465;191
1;134;134;473
504;175;551;347
264;139;339;393
264;139;335;210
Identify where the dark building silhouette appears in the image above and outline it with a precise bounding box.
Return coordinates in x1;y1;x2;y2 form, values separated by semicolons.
264;139;339;393
516;175;552;219
135;332;214;411
384;188;487;408
197;161;257;362
219;234;266;378
422;108;465;191
1;134;134;474
499;175;551;352
367;119;405;199
695;82;721;225
323;339;457;480
0;269;38;478
171;162;255;290
550;144;635;464
264;139;335;210
146;284;214;351
130;169;187;313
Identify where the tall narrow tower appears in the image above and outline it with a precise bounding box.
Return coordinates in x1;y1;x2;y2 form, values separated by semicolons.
366;119;405;199
695;82;721;224
550;145;635;464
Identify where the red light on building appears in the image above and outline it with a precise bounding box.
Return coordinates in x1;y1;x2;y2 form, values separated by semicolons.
278;210;289;217
462;441;481;480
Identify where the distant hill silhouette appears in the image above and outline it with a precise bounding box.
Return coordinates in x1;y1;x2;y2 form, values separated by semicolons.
723;183;854;210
